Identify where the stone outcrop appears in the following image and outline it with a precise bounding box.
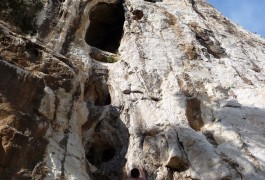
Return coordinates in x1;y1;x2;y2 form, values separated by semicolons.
0;0;265;179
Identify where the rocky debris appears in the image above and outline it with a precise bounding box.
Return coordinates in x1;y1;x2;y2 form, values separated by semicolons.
0;0;265;179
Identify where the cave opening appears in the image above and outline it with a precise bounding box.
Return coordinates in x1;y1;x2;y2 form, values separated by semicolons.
86;145;116;166
94;92;111;106
85;2;125;53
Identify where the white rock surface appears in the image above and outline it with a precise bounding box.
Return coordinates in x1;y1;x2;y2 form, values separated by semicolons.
40;0;265;179
1;0;265;179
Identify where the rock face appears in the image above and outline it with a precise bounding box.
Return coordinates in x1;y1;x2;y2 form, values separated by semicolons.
0;0;265;179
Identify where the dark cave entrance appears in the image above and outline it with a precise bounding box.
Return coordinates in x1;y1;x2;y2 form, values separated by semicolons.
86;145;116;166
85;2;125;53
94;92;111;106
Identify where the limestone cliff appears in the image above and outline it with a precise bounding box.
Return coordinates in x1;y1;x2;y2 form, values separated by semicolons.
0;0;265;179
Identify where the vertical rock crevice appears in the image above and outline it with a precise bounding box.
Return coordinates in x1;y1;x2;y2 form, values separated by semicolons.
189;0;206;20
186;97;204;131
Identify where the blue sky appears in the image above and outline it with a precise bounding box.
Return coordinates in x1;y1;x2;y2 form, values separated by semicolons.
207;0;265;37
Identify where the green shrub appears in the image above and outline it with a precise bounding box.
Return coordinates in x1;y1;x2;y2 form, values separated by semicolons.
106;55;117;63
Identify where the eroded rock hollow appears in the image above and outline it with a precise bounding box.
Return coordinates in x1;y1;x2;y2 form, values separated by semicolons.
0;0;265;179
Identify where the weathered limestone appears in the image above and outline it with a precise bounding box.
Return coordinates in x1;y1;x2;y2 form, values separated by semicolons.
0;0;265;179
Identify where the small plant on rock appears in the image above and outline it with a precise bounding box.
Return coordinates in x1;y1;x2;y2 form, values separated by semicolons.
106;55;117;63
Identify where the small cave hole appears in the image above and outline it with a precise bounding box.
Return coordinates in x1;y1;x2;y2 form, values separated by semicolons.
85;2;125;53
131;168;140;178
86;146;116;166
25;42;41;60
132;10;144;20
